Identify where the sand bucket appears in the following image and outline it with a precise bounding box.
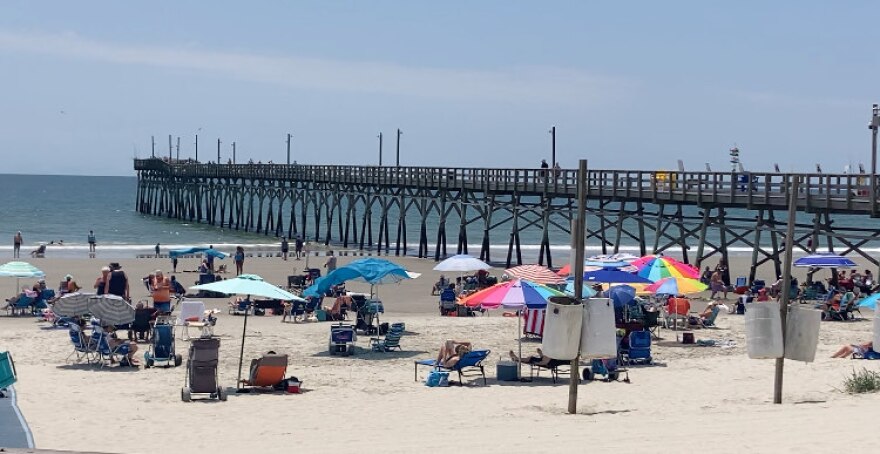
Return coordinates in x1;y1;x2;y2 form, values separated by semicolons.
744;302;783;359
784;305;821;362
579;298;617;359
542;296;583;360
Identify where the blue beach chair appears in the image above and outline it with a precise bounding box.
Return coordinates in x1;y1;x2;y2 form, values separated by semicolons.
66;324;94;364
92;328;133;368
0;351;16;398
413;349;490;386
622;330;653;365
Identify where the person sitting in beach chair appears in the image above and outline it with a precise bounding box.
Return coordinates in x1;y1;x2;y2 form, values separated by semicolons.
832;341;879;359
436;339;472;368
30;244;46;258
439;285;457;316
509;348;553;367
240;351;289;390
216;264;227;274
432;275;449;296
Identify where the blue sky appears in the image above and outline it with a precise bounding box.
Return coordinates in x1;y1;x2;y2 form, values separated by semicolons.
1;1;878;176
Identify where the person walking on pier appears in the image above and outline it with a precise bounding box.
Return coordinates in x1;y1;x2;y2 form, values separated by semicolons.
540;159;549;177
295;236;304;260
281;237;289;261
13;231;22;258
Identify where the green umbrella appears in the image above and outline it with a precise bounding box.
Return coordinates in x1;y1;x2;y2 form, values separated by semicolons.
189;274;305;390
0;261;45;295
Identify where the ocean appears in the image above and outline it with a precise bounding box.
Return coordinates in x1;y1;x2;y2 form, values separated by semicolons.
2;174;879;261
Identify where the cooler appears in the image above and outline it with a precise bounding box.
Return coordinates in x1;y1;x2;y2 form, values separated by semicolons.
496;360;519;381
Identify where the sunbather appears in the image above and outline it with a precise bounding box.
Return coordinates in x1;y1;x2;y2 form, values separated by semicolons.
509;348;553;367
832;341;876;358
103;325;140;366
436;339;472;368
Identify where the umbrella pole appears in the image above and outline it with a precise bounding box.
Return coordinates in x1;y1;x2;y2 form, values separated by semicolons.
517;310;523;380
236;296;251;392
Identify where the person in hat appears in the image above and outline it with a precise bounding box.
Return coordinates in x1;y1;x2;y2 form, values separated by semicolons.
60;274;81;295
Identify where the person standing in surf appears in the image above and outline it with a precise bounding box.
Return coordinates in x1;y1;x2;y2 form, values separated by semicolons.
13;231;22;258
87;230;96;254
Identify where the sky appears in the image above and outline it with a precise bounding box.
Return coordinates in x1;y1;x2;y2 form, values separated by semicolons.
1;1;878;176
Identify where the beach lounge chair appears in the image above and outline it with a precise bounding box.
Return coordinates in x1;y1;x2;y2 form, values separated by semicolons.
5;295;33;317
371;330;402;352
529;358;571;383
287;275;306;291
228;299;252;316
66;324;94;364
0;351;16;398
144;323;183;368
239;354;288;390
182;337;226;401
92;327;133;368
413;349;491;386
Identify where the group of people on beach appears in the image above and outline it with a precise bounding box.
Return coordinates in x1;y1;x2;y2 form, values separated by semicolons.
9;230;98;258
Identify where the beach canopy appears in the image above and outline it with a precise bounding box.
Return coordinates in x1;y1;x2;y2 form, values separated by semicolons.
583;268;652;284
504;264;566;285
0;261;45;278
53;292;94;317
636;256;700;281
793;253;857;268
432;254;491;272
459;279;564;309
169;247;228;259
303;258;419;297
191;274;304;301
87;294;135;325
645;277;708;295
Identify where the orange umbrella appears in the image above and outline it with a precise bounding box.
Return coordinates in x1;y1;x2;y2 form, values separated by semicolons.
504;264;566;285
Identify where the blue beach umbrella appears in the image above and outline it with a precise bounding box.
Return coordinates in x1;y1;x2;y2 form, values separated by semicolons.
857;293;880;310
794;253;856;268
583;268;652;285
169;247;227;259
303;258;419;297
608;285;637;308
563;278;598;298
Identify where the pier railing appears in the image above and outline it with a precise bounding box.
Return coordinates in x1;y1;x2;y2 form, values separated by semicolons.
134;158;879;214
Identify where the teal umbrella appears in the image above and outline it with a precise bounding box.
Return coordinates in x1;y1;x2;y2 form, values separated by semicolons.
189;274;305;390
0;261;45;294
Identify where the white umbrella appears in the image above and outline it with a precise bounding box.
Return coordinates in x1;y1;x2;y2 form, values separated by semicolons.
53;292;95;318
189;274;305;390
0;261;45;295
433;254;491;272
88;294;135;326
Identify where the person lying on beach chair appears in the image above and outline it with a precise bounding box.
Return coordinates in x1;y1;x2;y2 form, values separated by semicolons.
832;341;879;359
30;244;46;258
509;348;553;367
436;339;472;368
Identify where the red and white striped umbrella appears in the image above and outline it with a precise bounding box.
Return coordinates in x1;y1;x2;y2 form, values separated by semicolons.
504;265;566;285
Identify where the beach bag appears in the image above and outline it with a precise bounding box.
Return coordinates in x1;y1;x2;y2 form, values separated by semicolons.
425;369;449;387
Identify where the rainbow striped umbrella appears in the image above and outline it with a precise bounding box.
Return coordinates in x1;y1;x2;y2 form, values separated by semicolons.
460;279;564;309
504;264;566;285
635;256;700;281
645;277;707;295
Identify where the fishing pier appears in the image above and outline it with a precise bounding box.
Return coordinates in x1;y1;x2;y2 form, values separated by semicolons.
134;158;880;279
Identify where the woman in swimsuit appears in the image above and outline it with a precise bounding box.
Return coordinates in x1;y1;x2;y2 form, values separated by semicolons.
436;339;472;368
832;341;874;358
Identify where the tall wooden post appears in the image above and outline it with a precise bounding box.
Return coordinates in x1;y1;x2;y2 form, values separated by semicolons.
396;129;402;167
151;135;155;157
774;175;799;404
378;132;383;166
168;134;172;161
217;138;221;163
176;137;180;161
195;134;199;162
568;159;587;414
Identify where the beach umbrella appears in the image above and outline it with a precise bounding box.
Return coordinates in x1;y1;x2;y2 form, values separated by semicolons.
0;261;45;293
190;274;304;390
303;258;419;298
794;253;857;268
432;254;491;272
589;253;640;263
557;260;635;277
460;279;565;379
87;294;135;326
563;278;598;298
636;256;700;282
169;247;228;259
857;293;880;310
645;277;708;295
583;268;652;285
608;285;637;308
504;264;566;285
53;292;94;317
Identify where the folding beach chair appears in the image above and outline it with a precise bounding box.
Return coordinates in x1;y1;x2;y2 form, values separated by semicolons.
621;330;653;365
177;301;211;339
239;354;288;390
414;350;490;386
91;328;133;368
371;330;402;352
0;351;17;398
529;359;571;383
66;324;94;364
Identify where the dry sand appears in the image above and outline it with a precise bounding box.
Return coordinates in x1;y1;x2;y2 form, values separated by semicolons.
2;253;880;453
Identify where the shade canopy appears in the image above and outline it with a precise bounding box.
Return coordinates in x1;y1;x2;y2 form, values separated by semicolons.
53;292;94;317
460;279;565;309
645;277;708;295
504;264;566;285
88;294;135;325
169;247;228;259
793;254;857;268
432;254;491;272
583;268;652;284
303;258;419;297
191;274;304;301
0;261;45;278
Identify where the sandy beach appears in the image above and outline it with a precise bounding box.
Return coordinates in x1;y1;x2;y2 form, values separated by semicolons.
2;252;880;454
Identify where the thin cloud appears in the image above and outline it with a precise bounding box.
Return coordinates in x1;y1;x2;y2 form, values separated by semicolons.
0;30;633;104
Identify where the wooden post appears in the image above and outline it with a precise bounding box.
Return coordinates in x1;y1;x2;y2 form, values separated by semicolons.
774;175;799;404
569;159;587;414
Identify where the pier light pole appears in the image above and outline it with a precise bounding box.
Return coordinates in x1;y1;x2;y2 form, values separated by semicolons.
168;135;173;161
287;133;292;165
232;141;236;164
870;104;879;217
151;135;155;157
550;125;556;166
176;137;180;161
195;134;199;162
378;132;383;166
217;138;221;163
396;128;402;167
